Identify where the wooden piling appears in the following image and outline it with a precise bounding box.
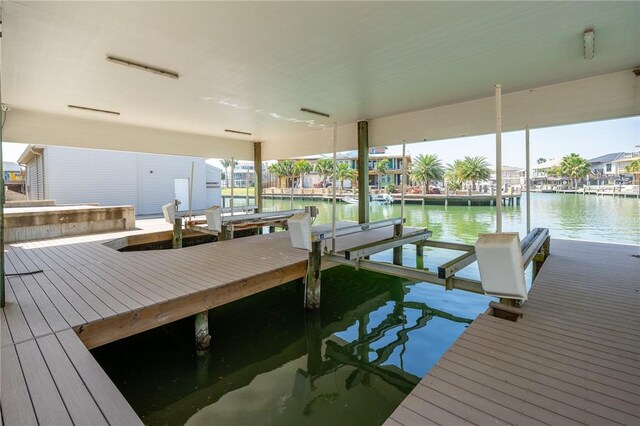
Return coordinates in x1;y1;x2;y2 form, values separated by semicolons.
173;217;183;249
304;241;322;309
416;243;424;269
195;310;211;350
393;223;403;265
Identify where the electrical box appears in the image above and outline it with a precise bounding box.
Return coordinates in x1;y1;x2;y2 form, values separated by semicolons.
205;206;222;232
162;202;176;224
288;213;312;251
475;232;527;300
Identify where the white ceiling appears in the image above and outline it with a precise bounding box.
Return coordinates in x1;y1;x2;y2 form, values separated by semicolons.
3;1;640;155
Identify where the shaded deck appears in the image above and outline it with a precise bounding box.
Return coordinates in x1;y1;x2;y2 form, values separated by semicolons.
386;239;640;426
0;218;416;424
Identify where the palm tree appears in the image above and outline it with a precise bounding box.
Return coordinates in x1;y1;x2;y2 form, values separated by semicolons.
459;156;491;191
278;159;296;188
560;153;590;189
537;157;547;165
267;162;284;188
293;160;313;189
314;158;334;190
336;162;357;191
375;158;390;189
220;159;231;187
410;154;444;194
624;158;640;186
444;160;464;190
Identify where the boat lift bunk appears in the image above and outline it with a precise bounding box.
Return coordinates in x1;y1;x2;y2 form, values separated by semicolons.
287;211;550;311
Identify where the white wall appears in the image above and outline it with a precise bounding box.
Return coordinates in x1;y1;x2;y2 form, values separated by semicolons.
42;146;208;215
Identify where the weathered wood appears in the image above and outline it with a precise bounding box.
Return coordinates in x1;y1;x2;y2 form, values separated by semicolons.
195;310;211;350
304;241;322;309
75;261;308;348
416;243;425;269
173;217;183;248
357;120;369;224
392;223;403;265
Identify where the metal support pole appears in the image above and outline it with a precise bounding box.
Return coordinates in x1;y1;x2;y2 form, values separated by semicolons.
245;169;250;210
188;161;194;221
254;142;263;213
304;241;322;309
495;84;503;233
393;223;403;265
195;310;211;350
357;121;369;224
230;157;235;216
400;141;406;223
331;122;338;254
525;125;531;234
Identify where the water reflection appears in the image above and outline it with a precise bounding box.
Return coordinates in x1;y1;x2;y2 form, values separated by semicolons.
94;267;487;426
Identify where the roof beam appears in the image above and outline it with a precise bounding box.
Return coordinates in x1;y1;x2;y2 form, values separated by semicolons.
263;70;639;160
4;109;254;160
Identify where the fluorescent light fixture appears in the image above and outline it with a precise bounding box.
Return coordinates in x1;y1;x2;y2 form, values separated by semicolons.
68;105;120;115
225;129;252;136
106;56;179;79
583;29;594;60
300;107;330;118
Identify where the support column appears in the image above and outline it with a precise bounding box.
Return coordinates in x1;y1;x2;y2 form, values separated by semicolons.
416;243;424;269
195;310;211;350
304;241;322;309
393;223;403;265
172;217;183;249
254;142;263;213
495;84;503;232
357;121;370;224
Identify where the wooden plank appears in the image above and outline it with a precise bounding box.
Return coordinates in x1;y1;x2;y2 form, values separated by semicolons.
8;277;52;339
41;270;103;323
20;274;70;333
37;334;108;425
52;269;118;319
0;345;38;426
32;272;86;327
15;340;73;425
1;311;12;347
75;260;308;349
3;283;33;344
56;329;143;426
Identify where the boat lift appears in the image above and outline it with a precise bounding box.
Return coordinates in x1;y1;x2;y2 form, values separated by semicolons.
288;213;550;310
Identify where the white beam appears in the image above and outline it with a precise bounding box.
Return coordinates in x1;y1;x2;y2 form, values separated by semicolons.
263;70;638;160
4;109;254;160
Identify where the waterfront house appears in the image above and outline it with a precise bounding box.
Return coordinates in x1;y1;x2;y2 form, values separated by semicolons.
588;152;625;184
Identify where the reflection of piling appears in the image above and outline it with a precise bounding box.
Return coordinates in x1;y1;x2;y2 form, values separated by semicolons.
304;311;322;376
416;243;425;270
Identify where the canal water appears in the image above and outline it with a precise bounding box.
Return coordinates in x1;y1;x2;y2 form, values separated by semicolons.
93;193;638;425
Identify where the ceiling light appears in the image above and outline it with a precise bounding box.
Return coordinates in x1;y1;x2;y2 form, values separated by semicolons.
225;129;252;136
106;56;179;79
68;105;120;115
300;107;330;118
583;29;594;60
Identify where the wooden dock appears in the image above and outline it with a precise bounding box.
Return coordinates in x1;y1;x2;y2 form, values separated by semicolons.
2;219;639;425
0;218;416;424
385;238;640;426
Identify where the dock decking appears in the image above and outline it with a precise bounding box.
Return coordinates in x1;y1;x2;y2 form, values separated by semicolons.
385;238;640;426
2;220;639;425
1;218;416;424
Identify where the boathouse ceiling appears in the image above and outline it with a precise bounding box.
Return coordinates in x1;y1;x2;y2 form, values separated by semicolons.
2;1;639;160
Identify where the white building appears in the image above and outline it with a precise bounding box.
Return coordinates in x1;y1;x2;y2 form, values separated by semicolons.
18;145;221;215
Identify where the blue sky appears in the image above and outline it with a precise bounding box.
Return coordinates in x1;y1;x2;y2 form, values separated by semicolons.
3;116;638;167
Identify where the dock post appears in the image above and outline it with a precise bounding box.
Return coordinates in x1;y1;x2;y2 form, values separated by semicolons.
195;310;211;350
393;223;403;265
173;217;183;249
254;142;263;213
532;236;551;278
357;121;370;224
304;241;322;309
416;243;424;269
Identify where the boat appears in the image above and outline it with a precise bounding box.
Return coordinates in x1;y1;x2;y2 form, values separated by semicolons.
341;194;394;205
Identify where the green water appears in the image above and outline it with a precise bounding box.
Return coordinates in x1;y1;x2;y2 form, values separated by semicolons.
94;193;638;425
